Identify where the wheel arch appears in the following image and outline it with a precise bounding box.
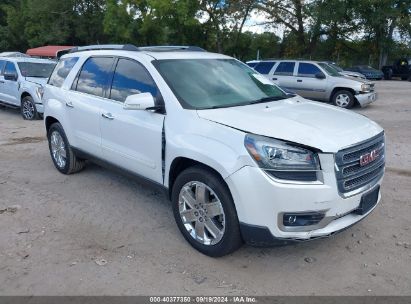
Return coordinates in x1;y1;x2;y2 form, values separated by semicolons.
45;116;60;133
330;87;357;105
21;91;32;101
168;157;228;200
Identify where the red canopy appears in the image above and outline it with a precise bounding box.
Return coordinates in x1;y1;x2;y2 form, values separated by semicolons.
26;45;74;58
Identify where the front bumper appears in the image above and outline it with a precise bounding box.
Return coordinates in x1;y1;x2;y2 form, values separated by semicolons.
355;92;377;107
34;103;44;114
225;153;382;245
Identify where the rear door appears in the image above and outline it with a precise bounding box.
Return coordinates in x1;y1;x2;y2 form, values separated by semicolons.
272;61;296;90
1;61;20;105
66;56;115;157
100;57;165;183
294;62;328;100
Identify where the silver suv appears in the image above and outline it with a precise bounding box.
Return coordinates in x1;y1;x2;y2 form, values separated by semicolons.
247;60;377;109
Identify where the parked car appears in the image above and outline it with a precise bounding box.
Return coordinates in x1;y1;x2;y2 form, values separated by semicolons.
346;65;384;80
382;58;411;81
0;57;56;119
324;61;366;79
246;59;376;109
0;51;30;58
43;45;385;257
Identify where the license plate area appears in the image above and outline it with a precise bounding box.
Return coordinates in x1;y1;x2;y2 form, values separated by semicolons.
355;185;380;215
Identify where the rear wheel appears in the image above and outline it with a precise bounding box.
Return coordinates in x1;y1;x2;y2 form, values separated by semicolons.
21;96;39;120
171;166;242;257
332;90;355;109
47;122;85;174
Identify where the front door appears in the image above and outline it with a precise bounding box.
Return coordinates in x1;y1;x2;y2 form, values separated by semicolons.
100;58;165;184
293;62;328;100
1;61;20;105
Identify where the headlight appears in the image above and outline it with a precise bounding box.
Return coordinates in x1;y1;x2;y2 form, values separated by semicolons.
36;86;44;100
361;84;371;92
244;134;320;181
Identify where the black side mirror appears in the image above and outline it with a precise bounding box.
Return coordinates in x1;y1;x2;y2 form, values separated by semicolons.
4;73;18;81
315;72;326;79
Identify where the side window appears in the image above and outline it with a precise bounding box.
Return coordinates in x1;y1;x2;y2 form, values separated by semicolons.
0;60;6;75
48;57;79;87
4;62;17;76
254;62;275;74
74;57;114;97
297;63;322;77
110;58;159;102
274;62;295;76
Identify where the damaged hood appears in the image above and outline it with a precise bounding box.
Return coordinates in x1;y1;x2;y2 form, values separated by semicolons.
197;97;383;152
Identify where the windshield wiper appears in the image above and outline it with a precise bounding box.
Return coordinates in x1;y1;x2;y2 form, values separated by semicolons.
249;96;287;104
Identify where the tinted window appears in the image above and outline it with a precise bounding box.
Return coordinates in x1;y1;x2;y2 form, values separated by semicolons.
274;62;295;76
254;62;275;74
49;57;79;87
4;62;17;76
297;63;322;77
110;59;159;102
75;57;113;97
0;60;5;75
247;62;258;68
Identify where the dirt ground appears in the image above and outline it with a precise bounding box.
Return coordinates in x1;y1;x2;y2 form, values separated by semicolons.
0;81;410;296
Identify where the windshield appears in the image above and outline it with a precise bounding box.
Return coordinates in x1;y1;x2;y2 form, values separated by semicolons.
358;65;377;72
318;63;341;77
154;59;287;109
330;63;343;72
17;62;56;78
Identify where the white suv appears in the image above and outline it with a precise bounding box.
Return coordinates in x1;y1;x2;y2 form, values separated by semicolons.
0;57;56;119
43;45;385;257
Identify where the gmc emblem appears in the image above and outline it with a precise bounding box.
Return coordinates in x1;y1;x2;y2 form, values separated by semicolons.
360;149;379;166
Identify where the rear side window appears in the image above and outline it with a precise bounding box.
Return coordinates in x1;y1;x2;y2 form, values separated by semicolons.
74;57;114;97
247;62;258;68
274;62;295;76
254;62;275;74
0;60;5;75
48;57;79;87
4;62;17;76
110;58;159;102
297;63;322;77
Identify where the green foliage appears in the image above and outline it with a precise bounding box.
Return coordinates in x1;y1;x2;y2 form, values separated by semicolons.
0;0;409;66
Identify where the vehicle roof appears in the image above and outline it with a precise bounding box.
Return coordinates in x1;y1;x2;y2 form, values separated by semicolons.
247;59;325;64
0;56;55;64
61;49;231;61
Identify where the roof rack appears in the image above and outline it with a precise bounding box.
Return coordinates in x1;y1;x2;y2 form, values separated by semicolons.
67;44;206;54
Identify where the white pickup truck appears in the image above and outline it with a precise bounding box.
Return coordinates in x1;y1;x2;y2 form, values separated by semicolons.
0;57;55;119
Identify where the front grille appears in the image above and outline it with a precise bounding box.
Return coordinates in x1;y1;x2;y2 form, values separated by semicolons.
335;133;385;194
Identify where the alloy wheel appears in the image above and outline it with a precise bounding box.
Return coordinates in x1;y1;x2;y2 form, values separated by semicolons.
178;181;225;246
22;100;35;119
335;93;350;107
50;131;67;169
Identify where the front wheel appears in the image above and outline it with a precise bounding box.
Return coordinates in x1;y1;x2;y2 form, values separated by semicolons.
21;96;40;120
171;166;242;257
332;90;355;109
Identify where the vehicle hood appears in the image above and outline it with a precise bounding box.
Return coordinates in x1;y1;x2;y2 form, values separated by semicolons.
24;77;48;86
197;97;383;153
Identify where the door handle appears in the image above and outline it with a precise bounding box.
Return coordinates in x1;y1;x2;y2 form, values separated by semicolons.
0;81;4;84
297;79;302;82
65;101;74;108
102;113;114;120
272;77;277;80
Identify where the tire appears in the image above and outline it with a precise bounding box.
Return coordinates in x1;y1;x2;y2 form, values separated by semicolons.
383;70;392;80
171;166;242;257
332;90;355;109
47;122;85;174
21;96;40;120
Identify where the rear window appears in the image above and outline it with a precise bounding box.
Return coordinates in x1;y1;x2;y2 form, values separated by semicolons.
0;60;5;75
48;57;79;87
274;62;295;76
73;57;114;97
254;62;275;74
